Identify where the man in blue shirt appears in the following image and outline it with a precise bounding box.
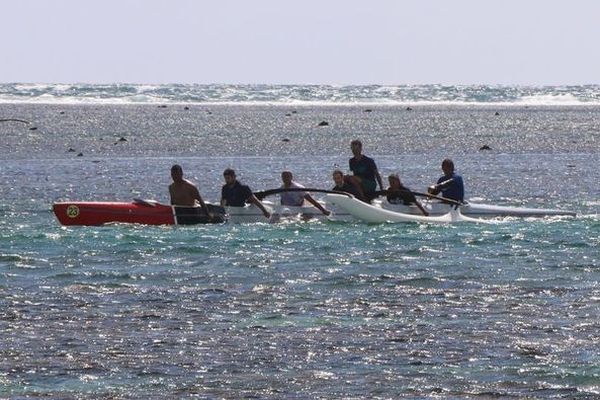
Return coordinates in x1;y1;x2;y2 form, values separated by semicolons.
428;158;465;202
220;168;271;219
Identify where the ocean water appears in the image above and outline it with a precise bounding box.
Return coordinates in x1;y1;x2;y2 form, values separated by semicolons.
1;85;599;398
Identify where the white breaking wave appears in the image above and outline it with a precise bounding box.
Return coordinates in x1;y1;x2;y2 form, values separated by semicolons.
1;83;600;106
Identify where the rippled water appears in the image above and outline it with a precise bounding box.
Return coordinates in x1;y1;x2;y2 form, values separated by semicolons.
1;103;599;398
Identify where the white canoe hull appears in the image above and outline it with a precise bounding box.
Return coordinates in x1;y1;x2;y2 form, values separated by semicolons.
324;194;483;223
225;201;337;224
225;196;576;224
380;199;576;217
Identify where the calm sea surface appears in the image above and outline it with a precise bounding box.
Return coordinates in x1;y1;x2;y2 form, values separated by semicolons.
1;85;599;398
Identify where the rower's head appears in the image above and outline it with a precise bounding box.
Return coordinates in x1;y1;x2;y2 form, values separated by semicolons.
441;159;455;176
223;168;236;185
332;169;345;186
171;164;184;182
388;173;402;189
281;171;293;186
350;139;362;156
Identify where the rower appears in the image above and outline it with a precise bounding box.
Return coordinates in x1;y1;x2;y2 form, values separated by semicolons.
386;174;429;216
280;171;330;216
331;169;363;199
428;158;465;203
168;164;212;218
220;168;271;219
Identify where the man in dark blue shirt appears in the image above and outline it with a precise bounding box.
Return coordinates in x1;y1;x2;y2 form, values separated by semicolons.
348;140;383;201
428;159;465;202
220;169;271;218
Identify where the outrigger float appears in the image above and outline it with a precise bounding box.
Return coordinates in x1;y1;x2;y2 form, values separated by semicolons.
52;188;575;226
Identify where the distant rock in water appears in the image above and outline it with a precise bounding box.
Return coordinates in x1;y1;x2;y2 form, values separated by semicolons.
318;121;329;127
68;148;75;152
291;110;298;114
479;145;492;151
285;113;292;117
406;107;413;111
364;109;373;113
60;111;65;115
118;137;127;142
77;152;83;157
184;106;190;110
29;127;38;131
282;138;290;142
158;105;168;108
495;112;500;116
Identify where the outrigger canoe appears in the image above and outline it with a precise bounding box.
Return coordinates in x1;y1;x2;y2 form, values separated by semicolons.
53;190;576;226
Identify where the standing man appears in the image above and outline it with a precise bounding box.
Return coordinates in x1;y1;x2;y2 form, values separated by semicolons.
428;158;465;202
348;139;384;201
220;168;271;219
169;164;212;217
279;171;330;216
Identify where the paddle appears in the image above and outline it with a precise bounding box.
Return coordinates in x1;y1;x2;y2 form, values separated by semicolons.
254;187;353;200
371;189;463;207
412;191;463;206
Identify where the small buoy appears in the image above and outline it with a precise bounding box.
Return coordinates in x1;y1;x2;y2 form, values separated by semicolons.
285;113;292;117
406;107;413;111
118;137;127;142
60;111;65;115
318;121;329;127
495;112;500;116
479;145;492;151
291;110;298;114
567;164;575;168
282;138;290;142
77;152;83;157
184;106;190;110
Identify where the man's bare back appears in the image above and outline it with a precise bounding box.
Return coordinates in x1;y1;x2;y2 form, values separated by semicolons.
169;179;202;206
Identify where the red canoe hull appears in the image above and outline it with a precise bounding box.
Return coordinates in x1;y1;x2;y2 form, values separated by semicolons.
52;201;226;226
53;201;176;226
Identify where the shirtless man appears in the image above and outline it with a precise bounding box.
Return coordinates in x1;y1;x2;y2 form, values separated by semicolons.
168;164;211;217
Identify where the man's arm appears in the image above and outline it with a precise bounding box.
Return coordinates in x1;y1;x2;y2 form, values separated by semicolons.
415;200;429;216
248;194;271;218
375;169;384;191
189;184;211;216
169;185;176;205
304;194;330;216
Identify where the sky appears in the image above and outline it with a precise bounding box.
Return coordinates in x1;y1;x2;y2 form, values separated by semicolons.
1;0;599;85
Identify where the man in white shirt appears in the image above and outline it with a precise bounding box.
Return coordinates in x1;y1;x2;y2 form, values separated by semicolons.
280;171;330;216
